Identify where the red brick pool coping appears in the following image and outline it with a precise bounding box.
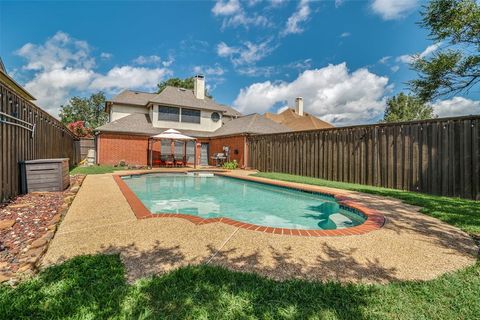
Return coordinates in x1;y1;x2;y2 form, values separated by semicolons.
113;172;385;237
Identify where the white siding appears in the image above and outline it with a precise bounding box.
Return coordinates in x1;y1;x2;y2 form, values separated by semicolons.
110;104;148;122
151;105;222;132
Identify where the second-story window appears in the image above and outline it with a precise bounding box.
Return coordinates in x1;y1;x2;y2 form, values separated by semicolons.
181;108;201;124
158;106;179;122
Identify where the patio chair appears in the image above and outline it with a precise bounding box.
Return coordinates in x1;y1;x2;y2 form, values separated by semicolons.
174;156;185;167
164;155;174;167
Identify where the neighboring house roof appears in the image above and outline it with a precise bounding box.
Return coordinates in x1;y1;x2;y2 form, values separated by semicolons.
264;108;334;131
150;86;241;117
106;86;242;117
95;113;289;138
212;114;290;137
95;113;214;138
0;57;6;73
0;57;36;101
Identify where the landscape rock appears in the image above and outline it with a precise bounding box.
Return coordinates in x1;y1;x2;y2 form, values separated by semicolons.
0;273;11;283
0;219;16;230
49;214;61;225
0;175;84;279
25;246;45;258
17;263;34;273
30;238;47;249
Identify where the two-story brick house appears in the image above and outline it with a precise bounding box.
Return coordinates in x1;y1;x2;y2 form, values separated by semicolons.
95;75;289;167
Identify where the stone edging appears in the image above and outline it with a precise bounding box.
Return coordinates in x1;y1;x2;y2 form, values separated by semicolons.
113;172;385;237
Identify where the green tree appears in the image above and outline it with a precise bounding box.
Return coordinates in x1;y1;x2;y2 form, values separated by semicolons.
382;93;436;123
157;77;212;97
59;92;108;128
410;0;480;101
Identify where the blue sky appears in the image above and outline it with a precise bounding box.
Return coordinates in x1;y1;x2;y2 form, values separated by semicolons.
1;0;479;125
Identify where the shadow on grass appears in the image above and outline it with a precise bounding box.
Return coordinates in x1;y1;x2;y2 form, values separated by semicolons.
1;253;479;319
0;254;128;319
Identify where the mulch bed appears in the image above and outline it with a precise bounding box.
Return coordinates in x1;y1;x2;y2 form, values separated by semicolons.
0;175;85;282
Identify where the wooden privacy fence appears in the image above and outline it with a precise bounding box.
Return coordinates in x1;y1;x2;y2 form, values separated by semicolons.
0;81;80;202
79;138;95;161
248;115;480;200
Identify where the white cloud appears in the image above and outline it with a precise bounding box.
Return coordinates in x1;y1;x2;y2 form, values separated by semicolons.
212;0;270;29
340;32;351;38
212;0;241;16
217;42;238;57
24;68;95;115
222;13;270;29
193;65;225;76
16;31;95;72
270;0;286;6
397;43;442;64
430;97;480;117
217;40;275;66
378;56;391;64
15;31;171;116
133;55;161;65
390;65;400;72
281;0;311;36
89;66;170;91
236;66;276;77
100;52;112;60
234;63;391;126
371;0;417;20
335;0;344;8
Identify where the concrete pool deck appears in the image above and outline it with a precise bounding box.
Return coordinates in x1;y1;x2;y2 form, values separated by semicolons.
41;169;478;284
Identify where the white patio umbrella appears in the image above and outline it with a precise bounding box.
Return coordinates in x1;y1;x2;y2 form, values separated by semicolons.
151;129;196;141
148;129;197;168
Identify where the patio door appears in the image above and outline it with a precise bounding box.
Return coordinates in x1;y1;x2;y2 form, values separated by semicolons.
200;143;209;166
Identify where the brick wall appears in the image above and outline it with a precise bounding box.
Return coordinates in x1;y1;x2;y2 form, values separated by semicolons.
98;133;248;167
98;133;152;165
209;135;247;168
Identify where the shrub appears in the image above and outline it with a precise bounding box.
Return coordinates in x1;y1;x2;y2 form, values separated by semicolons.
222;160;238;170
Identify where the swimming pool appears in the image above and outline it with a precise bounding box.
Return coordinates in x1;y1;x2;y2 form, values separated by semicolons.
121;173;367;230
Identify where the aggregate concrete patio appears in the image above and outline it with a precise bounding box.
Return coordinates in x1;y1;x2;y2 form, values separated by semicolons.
41;169;478;284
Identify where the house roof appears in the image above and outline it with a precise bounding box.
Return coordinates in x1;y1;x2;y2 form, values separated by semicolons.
95;113;214;137
264;108;333;131
106;86;242;117
212;113;290;136
150;86;241;117
95;112;289;138
109;90;157;106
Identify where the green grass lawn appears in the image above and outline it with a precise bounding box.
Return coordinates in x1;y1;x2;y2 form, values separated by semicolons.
253;172;480;235
0;254;478;319
70;165;128;175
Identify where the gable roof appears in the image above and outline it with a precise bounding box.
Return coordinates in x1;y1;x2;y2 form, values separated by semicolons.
110;90;157;106
95;113;214;137
150;86;241;117
95;112;290;138
106;86;241;117
212;114;290;137
264;108;333;131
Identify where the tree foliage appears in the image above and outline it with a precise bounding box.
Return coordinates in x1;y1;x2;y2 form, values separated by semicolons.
410;0;480;101
382;93;436;123
67;121;92;138
157;77;212;98
59;92;108;129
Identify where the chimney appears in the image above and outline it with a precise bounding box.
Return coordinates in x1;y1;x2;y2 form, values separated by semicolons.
194;75;205;100
295;97;304;116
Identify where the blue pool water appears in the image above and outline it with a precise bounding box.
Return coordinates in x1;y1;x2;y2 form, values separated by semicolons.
121;173;366;230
